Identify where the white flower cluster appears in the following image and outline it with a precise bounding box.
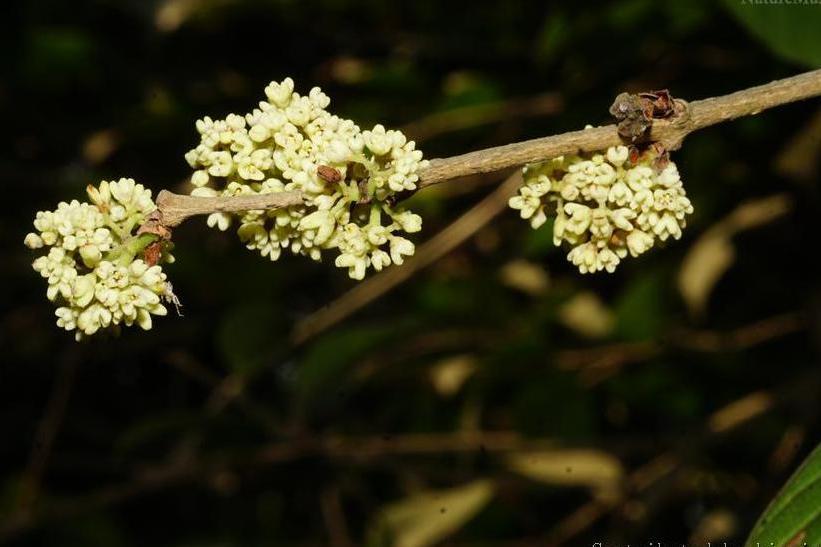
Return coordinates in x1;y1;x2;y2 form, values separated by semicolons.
24;179;171;340
509;144;693;273
183;77;428;280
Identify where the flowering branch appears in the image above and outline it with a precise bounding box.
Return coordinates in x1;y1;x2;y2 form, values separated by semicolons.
150;68;821;228
23;70;821;340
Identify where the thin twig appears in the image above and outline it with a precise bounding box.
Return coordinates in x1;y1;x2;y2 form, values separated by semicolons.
419;68;821;187
155;189;303;227
320;486;354;547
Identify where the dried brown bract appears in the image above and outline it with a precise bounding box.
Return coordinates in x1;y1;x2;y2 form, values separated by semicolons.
610;92;652;142
650;142;671;172
137;210;173;241
639;89;676;119
627;142;670;172
610;89;682;142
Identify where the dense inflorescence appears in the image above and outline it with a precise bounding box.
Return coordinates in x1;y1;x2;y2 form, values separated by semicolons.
24;179;172;340
184;78;428;280
509;142;693;273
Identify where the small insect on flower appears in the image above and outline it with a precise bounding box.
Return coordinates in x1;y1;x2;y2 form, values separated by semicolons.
317;165;342;183
163;281;183;316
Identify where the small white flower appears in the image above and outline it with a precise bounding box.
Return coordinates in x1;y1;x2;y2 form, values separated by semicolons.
606;145;629;166
567;242;599;274
24;233;44;249
609;208;636;231
206;212;232;231
335;253;368;280
389;236;414;265
78;244;102;268
598;247;620;273
608;181;632;207
564;203;592;234
207;151;233;177
371;249;391;272
364;124;392;156
299;210;336;246
652;212;683;241
248;124;270;142
626;229;654;256
265;78;294;107
191;170;210;187
657;163;681;187
391;210;423;233
530;207;547;229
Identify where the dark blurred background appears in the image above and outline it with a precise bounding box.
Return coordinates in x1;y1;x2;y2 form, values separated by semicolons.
2;1;821;545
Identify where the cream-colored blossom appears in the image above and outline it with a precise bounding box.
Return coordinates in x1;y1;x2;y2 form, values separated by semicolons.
25;180;173;340
185;78;429;279
510;139;694;273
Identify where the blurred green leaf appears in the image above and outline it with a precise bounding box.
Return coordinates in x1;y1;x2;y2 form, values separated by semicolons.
663;1;709;35
416;279;482;319
520;217;558;258
747;442;821;547
534;12;570;66
614;270;668;341
47;513;126;547
0;477;23;519
606;0;655;30
515;373;595;439
22;27;96;86
439;72;502;110
115;411;200;456
722;1;821;67
608;364;701;424
217;302;283;374
297;324;395;400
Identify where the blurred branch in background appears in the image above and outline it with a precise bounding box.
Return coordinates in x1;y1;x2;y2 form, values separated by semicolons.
292;172;523;344
557;312;806;386
775;106;821;182
163;350;285;435
400;92;564;143
678;194;794;317
14;347;81;521
3;366;815;543
545;371;820;546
